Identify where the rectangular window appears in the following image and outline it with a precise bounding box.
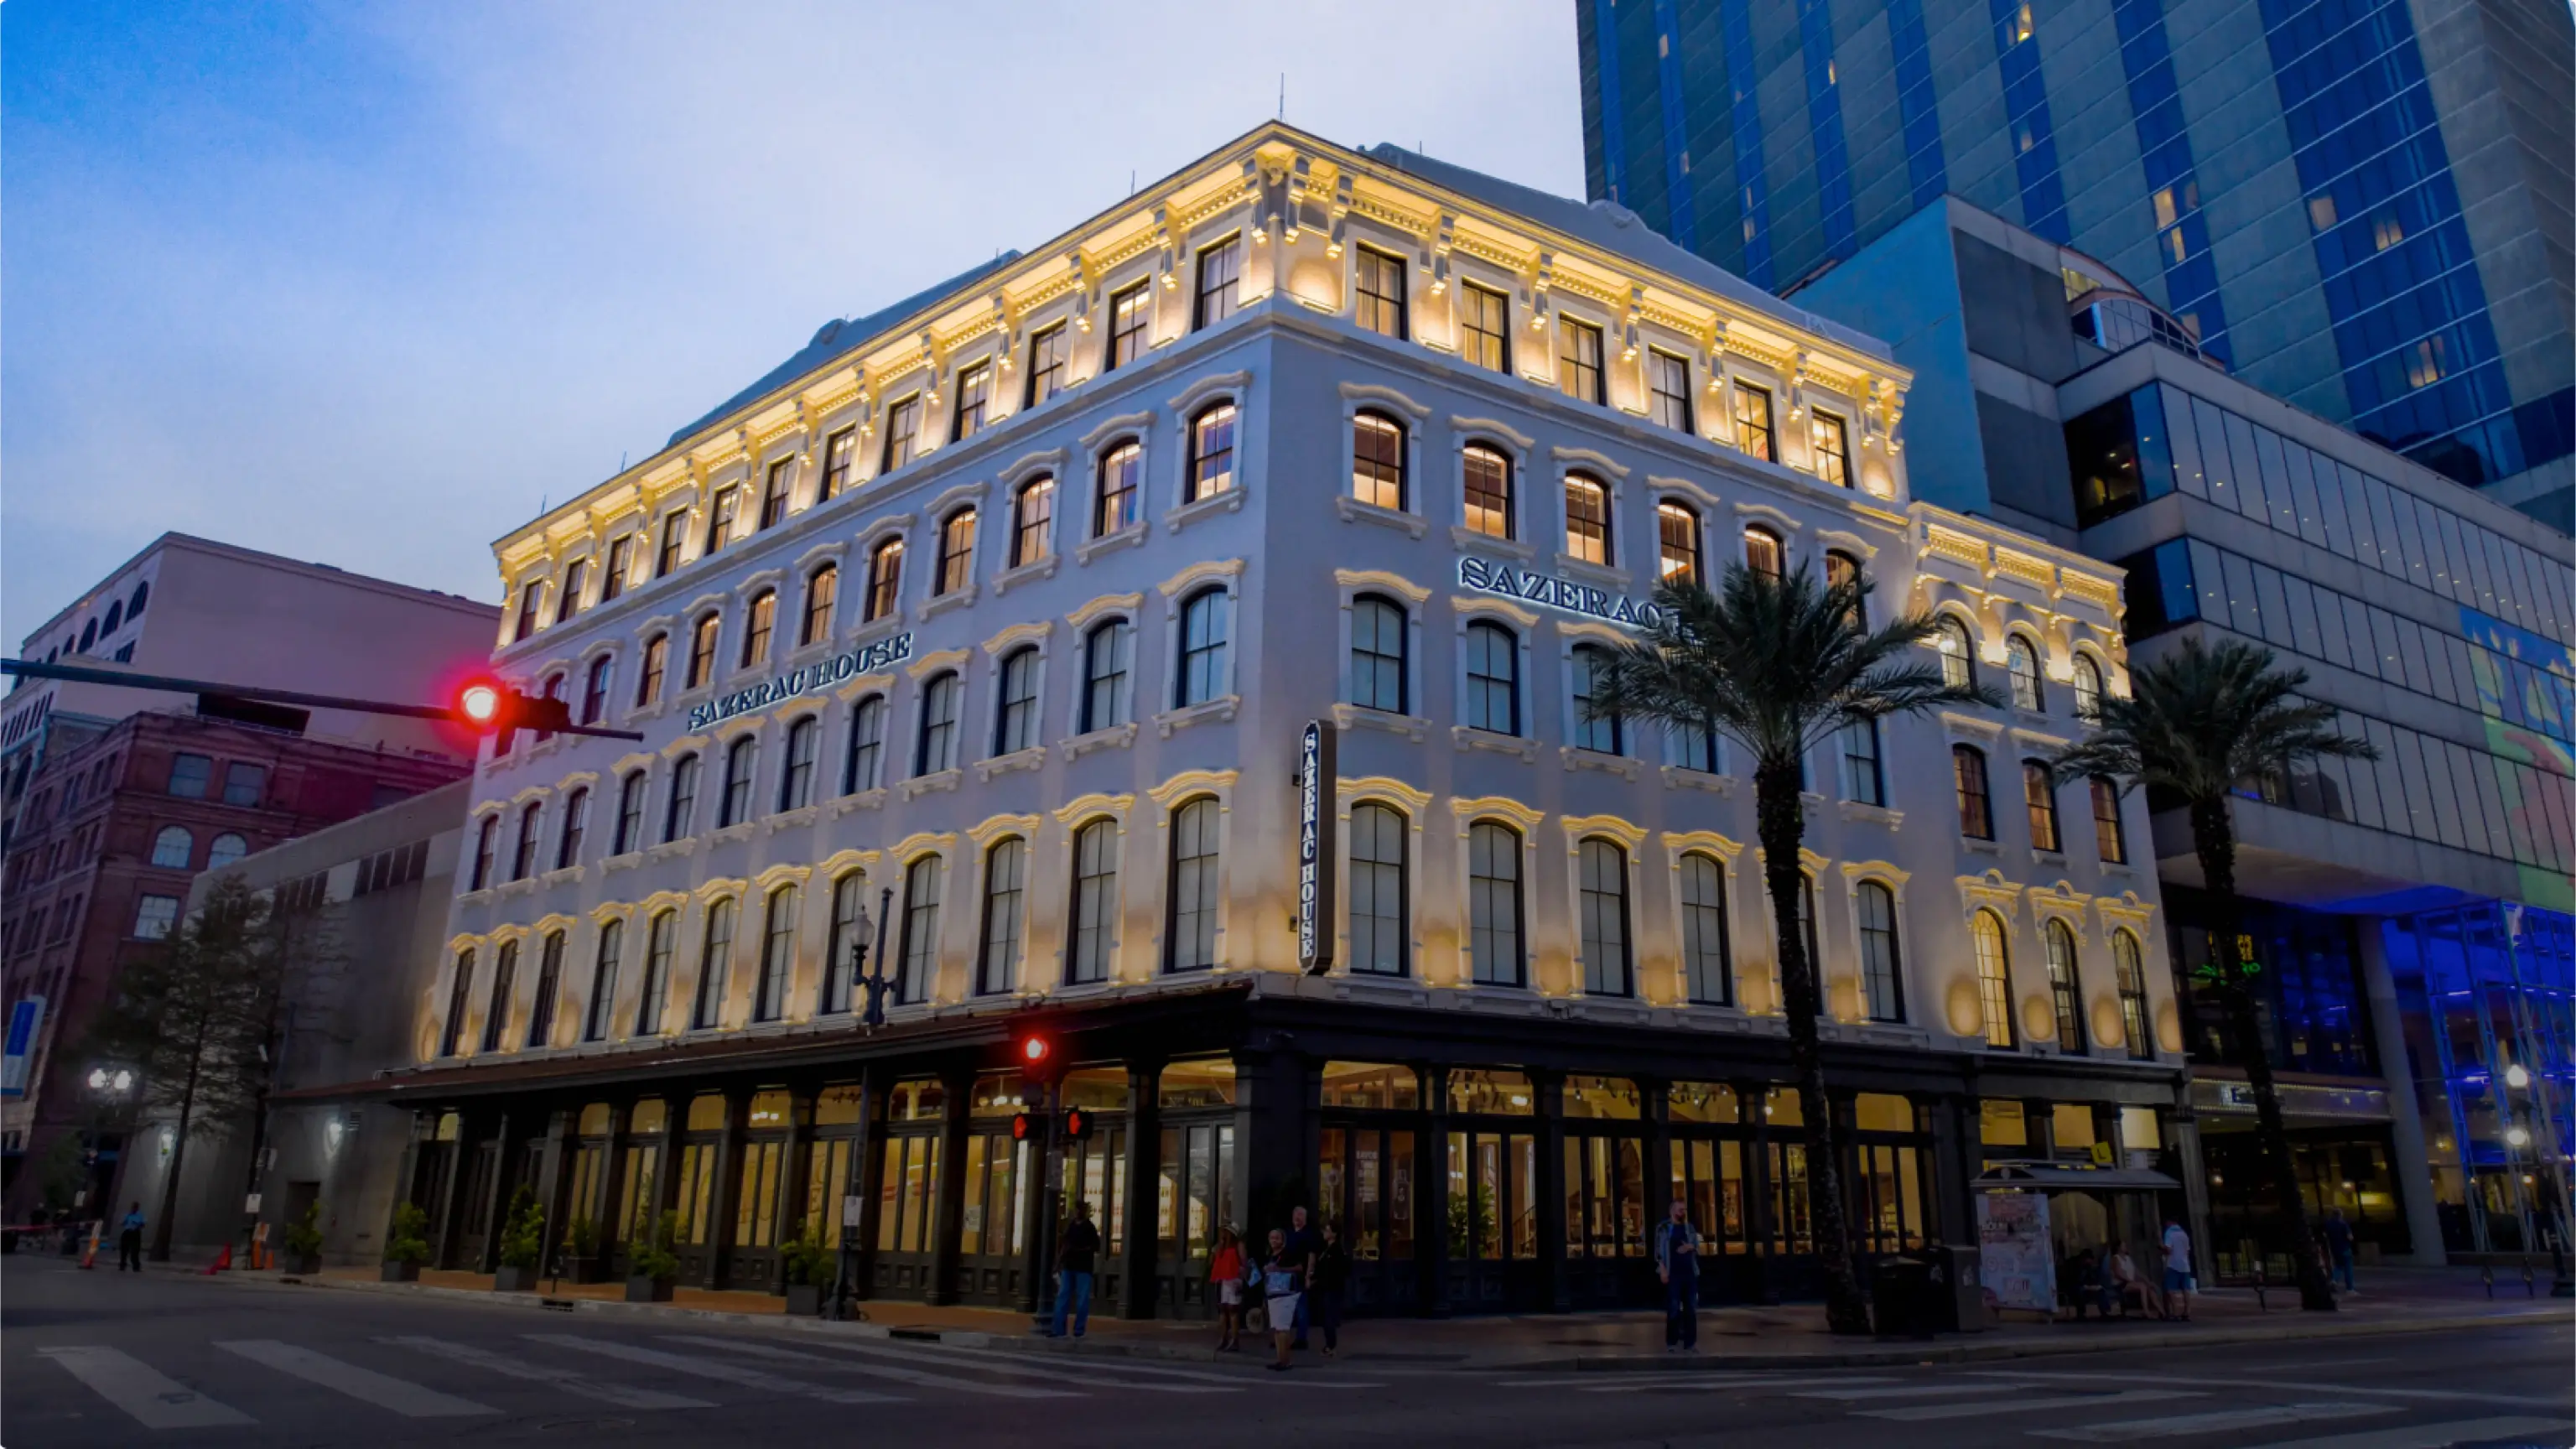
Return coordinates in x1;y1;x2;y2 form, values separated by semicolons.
1648;351;1692;432
168;753;212;798
1559;319;1605;404
221;763;267;807
1459;283;1509;372
600;536;631;604
820;426;857;500
705;486;740;554
1193;236;1243;329
881;395;920;472
1810;412;1851;487
951;361;990;442
132;894;179;940
1025;324;1069;407
1354;247;1406;338
554;558;586;624
1107;283;1151;370
759;458;792;530
1733;384;1776;461
657;512;687;578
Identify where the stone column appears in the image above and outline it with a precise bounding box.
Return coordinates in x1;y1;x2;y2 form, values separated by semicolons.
2356;919;2448;1264
1118;1061;1162;1320
702;1088;749;1289
850;1069;887;1300
532;1108;572;1275
1422;1066;1452;1317
925;1065;973;1305
1535;1069;1571;1312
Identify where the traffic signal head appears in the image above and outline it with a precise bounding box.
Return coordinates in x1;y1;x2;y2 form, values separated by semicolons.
1015;1030;1060;1086
451;678;574;739
1063;1105;1093;1142
1010;1111;1036;1143
456;679;504;729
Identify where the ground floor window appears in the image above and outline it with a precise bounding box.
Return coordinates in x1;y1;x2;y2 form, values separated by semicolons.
876;1135;943;1255
1157;1122;1235;1262
1446;1130;1540;1260
959;1132;1026;1259
1318;1124;1416;1261
732;1139;787;1249
1669;1137;1748;1254
1566;1134;1649;1259
802;1136;853;1249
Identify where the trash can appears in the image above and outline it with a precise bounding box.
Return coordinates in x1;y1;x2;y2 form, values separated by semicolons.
1928;1243;1987;1333
1871;1256;1936;1338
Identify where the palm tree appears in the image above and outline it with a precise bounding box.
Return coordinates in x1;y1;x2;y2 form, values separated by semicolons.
2051;636;2374;1313
1587;561;1999;1336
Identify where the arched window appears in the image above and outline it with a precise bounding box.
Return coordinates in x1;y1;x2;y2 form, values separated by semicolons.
663;752;701;841
103;601;123;634
800;565;838;647
915;671;962;775
1462;443;1513;539
864;537;905;621
581;655;614;725
1743;524;1784;581
686;613;721;689
1463;621;1519;735
1953;745;1993;839
1067;818;1120;985
976;837;1027;995
1857;880;1903;1022
1571;644;1622;753
1010;475;1055;567
1563;472;1611;564
538;673;567;742
1187;402;1237;502
527;930;564;1046
821;873;865;1014
1973;910;2015;1048
936;508;977;595
471;815;499;891
1935;617;1976;688
896;855;943;1004
555;787;589;869
1577;839;1633;997
150;825;193;869
441;949;475;1057
512;802;544;880
779;716;819;811
1176;589;1230;707
1165;797;1221;972
1352;411;1405;510
2044;919;2085;1054
1678;851;1732;1005
207;833;247;870
1348;802;1407;976
1657;501;1702;584
585;918;624;1041
127;579;149;618
693;896;737;1029
994;647;1041;756
754;886;797;1023
1094;439;1142;537
2006;634;2044;710
2090;776;2127;864
1349;595;1407;714
1467;821;1523;987
844;696;886;793
2113;931;2151;1060
1841;719;1885;806
1826;550;1864;627
636;909;676;1036
79;618;97;652
481;940;519;1052
636;634;668;706
719;735;757;827
2072;654;2105;720
2023;761;2061;852
740;589;777;667
1080;620;1131;733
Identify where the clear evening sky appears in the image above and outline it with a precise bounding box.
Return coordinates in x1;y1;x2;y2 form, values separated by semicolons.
3;0;1581;638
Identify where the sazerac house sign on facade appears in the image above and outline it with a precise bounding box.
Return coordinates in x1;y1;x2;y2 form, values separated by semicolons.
1298;720;1337;974
687;632;917;733
1457;557;1664;630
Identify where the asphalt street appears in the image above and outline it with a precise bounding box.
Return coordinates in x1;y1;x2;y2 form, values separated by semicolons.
3;1256;2568;1449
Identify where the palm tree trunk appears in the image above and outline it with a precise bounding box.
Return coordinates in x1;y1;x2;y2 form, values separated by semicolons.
2190;797;2334;1312
1757;761;1871;1335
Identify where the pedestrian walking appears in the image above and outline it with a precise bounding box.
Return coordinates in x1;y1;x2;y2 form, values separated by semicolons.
1652;1198;1701;1350
1048;1201;1101;1339
2324;1208;2357;1293
1257;1228;1306;1372
1309;1221;1350;1358
1281;1205;1320;1351
117;1202;145;1273
2159;1214;2194;1321
1209;1226;1246;1353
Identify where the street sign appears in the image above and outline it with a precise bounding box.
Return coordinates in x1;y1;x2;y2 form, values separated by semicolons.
2;997;45;1100
841;1194;863;1229
1297;720;1337;974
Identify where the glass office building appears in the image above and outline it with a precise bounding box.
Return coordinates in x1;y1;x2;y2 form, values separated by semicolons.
1576;0;2575;527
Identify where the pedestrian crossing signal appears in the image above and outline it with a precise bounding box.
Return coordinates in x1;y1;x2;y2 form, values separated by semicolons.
1062;1105;1092;1141
1010;1111;1036;1143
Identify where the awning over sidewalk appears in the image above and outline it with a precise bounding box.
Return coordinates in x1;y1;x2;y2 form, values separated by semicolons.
1976;1161;2182;1192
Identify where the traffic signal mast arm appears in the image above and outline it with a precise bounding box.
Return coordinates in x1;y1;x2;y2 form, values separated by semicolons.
0;658;645;741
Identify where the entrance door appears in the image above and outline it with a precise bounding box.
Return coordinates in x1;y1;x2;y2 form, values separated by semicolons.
449;1140;498;1270
1565;1132;1652;1306
1317;1124;1418;1314
953;1130;1027;1303
1670;1134;1753;1302
1443;1129;1543;1311
871;1132;942;1299
1062;1127;1129;1308
1155;1120;1234;1316
723;1136;789;1291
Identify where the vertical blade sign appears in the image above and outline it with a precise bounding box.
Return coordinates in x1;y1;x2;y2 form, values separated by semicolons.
1298;721;1337;974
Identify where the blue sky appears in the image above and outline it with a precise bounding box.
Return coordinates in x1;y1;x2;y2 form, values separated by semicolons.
2;0;1583;637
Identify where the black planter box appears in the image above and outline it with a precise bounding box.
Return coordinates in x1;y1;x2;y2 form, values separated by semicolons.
494;1264;540;1292
626;1275;675;1303
381;1261;422;1283
285;1251;322;1276
785;1283;824;1317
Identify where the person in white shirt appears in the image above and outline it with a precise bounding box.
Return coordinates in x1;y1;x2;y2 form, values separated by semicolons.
2159;1216;2194;1322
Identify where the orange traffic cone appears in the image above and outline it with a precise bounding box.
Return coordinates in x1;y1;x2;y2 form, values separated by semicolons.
79;1223;100;1270
204;1244;231;1275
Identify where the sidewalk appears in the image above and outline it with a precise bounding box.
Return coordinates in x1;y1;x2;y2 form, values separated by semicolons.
146;1258;2571;1371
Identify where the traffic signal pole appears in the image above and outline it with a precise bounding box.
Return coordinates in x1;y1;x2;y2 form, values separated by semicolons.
1;658;645;741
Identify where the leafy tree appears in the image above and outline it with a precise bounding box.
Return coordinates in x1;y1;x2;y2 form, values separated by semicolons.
282;1200;325;1259
1587;562;1998;1335
2054;636;2372;1312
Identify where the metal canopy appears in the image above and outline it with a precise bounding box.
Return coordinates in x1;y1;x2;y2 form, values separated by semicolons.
1975;1160;2182;1192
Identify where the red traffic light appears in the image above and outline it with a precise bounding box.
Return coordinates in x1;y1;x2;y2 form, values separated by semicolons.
456;680;504;728
450;678;574;738
1019;1034;1052;1067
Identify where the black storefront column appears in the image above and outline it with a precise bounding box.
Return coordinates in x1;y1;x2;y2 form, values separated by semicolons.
473;1111;518;1272
702;1088;750;1289
384;1114;428;1265
778;1088;813;1254
849;1068;887;1299
1118;1061;1161;1321
1422;1065;1451;1317
650;1091;685;1254
925;1065;973;1306
1929;1093;1980;1249
1737;1079;1777;1303
1535;1069;1570;1313
1643;1079;1673;1232
1242;1046;1306;1240
532;1108;572;1270
432;1114;477;1269
596;1104;630;1271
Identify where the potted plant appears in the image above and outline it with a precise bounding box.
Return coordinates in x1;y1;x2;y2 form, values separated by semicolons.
382;1202;430;1282
779;1223;834;1317
281;1201;326;1276
626;1209;680;1303
561;1214;602;1285
493;1187;545;1291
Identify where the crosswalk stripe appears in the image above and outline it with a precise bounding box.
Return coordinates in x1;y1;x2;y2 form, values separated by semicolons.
214;1340;493;1418
380;1337;715;1410
662;1334;1078;1400
1506;1372;1888;1390
2232;1416;2575;1449
35;1346;256;1430
1857;1389;2189;1423
828;1334;1378;1389
1798;1381;2051;1401
527;1333;903;1405
760;1335;1239;1393
2029;1402;2397;1442
1971;1370;2570;1410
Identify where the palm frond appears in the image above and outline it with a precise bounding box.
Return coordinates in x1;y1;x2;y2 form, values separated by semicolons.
2049;636;2378;804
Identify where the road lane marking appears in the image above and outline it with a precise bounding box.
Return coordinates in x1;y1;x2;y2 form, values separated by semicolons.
527;1333;902;1405
821;1335;1377;1389
379;1337;714;1410
35;1347;255;1430
214;1340;493;1418
1858;1389;2188;1422
2235;1417;2576;1449
1503;1374;1895;1389
762;1335;1238;1393
1797;1381;2051;1401
1970;1369;2571;1409
2030;1402;2397;1441
661;1334;1078;1400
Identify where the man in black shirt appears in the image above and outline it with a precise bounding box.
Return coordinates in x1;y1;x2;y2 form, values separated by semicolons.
1049;1201;1102;1338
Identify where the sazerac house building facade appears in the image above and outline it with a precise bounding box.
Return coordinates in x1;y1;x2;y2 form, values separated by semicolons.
366;124;2193;1319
